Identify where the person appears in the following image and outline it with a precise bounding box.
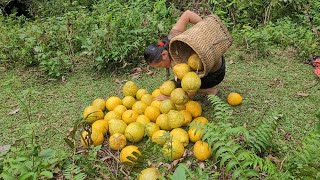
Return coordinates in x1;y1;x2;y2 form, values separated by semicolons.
144;10;226;99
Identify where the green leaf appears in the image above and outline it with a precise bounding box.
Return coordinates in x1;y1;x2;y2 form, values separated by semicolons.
220;152;234;168
215;147;229;161
244;169;259;177
225;160;238;174
0;172;16;180
232;168;243;180
40;171;53;178
18;172;34;180
172;165;186;180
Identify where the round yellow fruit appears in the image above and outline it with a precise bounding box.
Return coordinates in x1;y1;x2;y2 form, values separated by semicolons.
160;80;176;96
145;122;160;137
185;101;202;118
193;141;212;161
193;117;208;124
141;94;153;106
120;145;141;163
144;106;160;122
132;101;148;115
81;131;90;148
170;88;189;105
151;89;162;98
124;122;145;143
106;96;122;111
150;100;162;109
83;106;104;123
91;129;105;146
152;130;169;145
188;53;203;71
113;105;127;116
91;98;106;111
122;110;139;124
104;111;121;122
227;92;243;106
181;72;201;93
136;115;151;125
109;133;127;150
136;89;149;100
180;110;192;126
156;114;171;131
122;96;136;109
175;104;186;111
163;140;185;161
109;120;127;135
159;99;176;114
188;128;203;143
123;81;138;97
167;110;185;129
138;168;161;180
92;119;108;135
170;128;189;147
173;63;191;80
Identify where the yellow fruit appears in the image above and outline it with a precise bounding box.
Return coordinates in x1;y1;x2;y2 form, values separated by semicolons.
173;63;191;80
163;140;185;161
81;131;90;148
138;168;161;180
106;96;123;111
132;101;148;115
83;106;104;123
180;110;192;126
136;115;151;125
152;130;169;145
159;99;176;114
141;94;153;106
124;122;145;143
91;129;105;146
109;133;127;150
92;119;108;135
170;128;189;147
123;81;138;97
136;89;149;100
156;114;171;131
144;106;160;122
193;117;208;124
188;128;203;143
185;101;202;118
109;120;127;135
227;92;243;106
150;100;162;109
122;96;136;109
152;89;162;98
193;141;212;161
160;80;176;96
181;72;201;93
170;88;189;105
122;110;139;124
104;111;121;122
175;104;186;111
145;122;160;137
91;98;106;111
187;53;203;71
113;105;127;116
120;145;141;163
167;110;185;129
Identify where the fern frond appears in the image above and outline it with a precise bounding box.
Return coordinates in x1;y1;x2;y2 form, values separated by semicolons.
207;95;233;122
63;161;86;180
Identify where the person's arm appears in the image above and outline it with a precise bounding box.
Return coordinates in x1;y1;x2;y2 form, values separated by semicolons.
171;10;202;32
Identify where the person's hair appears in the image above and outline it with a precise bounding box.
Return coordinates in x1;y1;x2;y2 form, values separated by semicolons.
144;37;169;64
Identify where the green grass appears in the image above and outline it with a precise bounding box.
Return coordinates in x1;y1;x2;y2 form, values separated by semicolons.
0;46;319;158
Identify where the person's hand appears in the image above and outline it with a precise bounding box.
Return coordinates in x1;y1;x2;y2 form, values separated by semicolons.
154;95;170;101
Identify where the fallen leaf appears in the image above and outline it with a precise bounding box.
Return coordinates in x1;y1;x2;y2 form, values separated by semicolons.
8;108;20;115
296;92;309;97
0;145;11;154
198;162;205;169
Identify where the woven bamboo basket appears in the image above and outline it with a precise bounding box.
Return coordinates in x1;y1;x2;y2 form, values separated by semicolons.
169;15;233;78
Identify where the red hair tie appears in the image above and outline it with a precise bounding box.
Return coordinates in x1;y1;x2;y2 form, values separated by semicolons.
157;41;165;47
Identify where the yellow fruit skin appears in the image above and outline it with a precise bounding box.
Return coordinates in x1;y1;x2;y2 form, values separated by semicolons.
92;119;108;135
159;99;176;114
188;53;203;71
81;131;90;148
181;72;201;93
138;168;161;180
109;120;127;135
120;145;141;163
163;140;185;161
145;122;160;137
173;63;191;80
122;110;139;124
91;130;105;146
91;98;106;111
124;122;145;143
227;92;243;106
188;128;203;143
151;100;162;109
123;81;138;97
193;117;208;124
152;130;168;145
156;114;172;131
152;89;162;98
180;110;192;126
109;133;127;150
185;101;202;118
175;104;186;111
104;111;121;122
113;105;127;116
170;88;189;105
141;94;153;105
83;106;104;123
170;128;189;147
167;110;185;129
106;96;123;111
122;96;136;109
193;141;212;161
160;81;176;96
136;89;149;100
136;115;151;125
144;106;160;122
132;101;148;115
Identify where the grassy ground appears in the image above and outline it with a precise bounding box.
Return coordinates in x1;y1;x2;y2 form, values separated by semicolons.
0;46;319;158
